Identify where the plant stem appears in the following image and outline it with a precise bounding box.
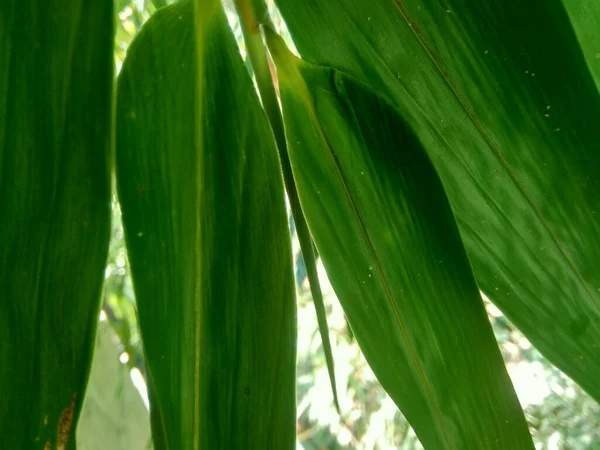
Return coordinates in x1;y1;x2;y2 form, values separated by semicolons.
234;0;340;413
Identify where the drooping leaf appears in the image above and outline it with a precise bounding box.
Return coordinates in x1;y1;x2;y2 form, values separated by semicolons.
0;1;113;448
274;0;600;401
116;1;296;449
266;30;534;450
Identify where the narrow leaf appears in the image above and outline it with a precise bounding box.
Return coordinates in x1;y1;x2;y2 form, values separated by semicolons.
233;0;340;412
116;2;296;449
0;1;113;448
267;30;534;450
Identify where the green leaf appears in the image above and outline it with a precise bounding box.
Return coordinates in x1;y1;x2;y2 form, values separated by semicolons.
562;0;600;90
0;1;113;448
150;0;167;9
274;0;600;401
266;30;534;450
233;0;340;412
116;2;296;449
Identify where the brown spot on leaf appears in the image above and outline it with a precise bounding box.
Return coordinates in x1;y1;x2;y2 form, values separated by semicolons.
44;442;51;450
56;394;76;450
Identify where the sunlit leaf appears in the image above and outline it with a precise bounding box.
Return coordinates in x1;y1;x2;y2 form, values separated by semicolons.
266;29;534;450
562;0;600;90
116;1;296;448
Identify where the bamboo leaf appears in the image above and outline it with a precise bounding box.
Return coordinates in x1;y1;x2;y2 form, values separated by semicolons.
0;1;113;448
266;29;534;450
116;2;296;449
274;0;600;401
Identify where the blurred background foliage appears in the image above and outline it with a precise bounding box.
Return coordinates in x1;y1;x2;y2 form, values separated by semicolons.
77;0;600;448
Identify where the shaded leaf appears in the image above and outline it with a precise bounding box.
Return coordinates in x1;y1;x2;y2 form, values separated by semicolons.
116;1;296;448
0;1;113;448
267;30;534;450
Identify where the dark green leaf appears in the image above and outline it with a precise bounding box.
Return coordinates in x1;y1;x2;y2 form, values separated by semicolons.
0;1;113;448
266;30;534;450
116;1;296;448
275;0;600;401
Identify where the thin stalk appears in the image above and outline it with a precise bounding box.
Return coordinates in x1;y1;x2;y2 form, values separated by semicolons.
234;0;340;413
149;0;167;9
192;0;220;447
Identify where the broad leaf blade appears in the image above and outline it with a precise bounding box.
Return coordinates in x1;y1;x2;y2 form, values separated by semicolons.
116;2;296;449
267;32;534;450
0;1;113;448
275;0;600;400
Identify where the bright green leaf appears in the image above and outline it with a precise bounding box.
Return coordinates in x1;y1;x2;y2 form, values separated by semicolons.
0;1;113;448
275;0;600;402
266;30;534;450
562;0;600;91
150;0;167;9
116;1;296;449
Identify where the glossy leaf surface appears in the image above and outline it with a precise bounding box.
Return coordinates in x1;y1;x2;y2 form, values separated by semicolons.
267;31;534;450
0;1;113;448
275;0;600;400
116;1;296;448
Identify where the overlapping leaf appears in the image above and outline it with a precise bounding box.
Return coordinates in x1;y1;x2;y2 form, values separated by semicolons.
116;1;296;448
266;30;534;450
275;0;600;401
0;1;113;448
